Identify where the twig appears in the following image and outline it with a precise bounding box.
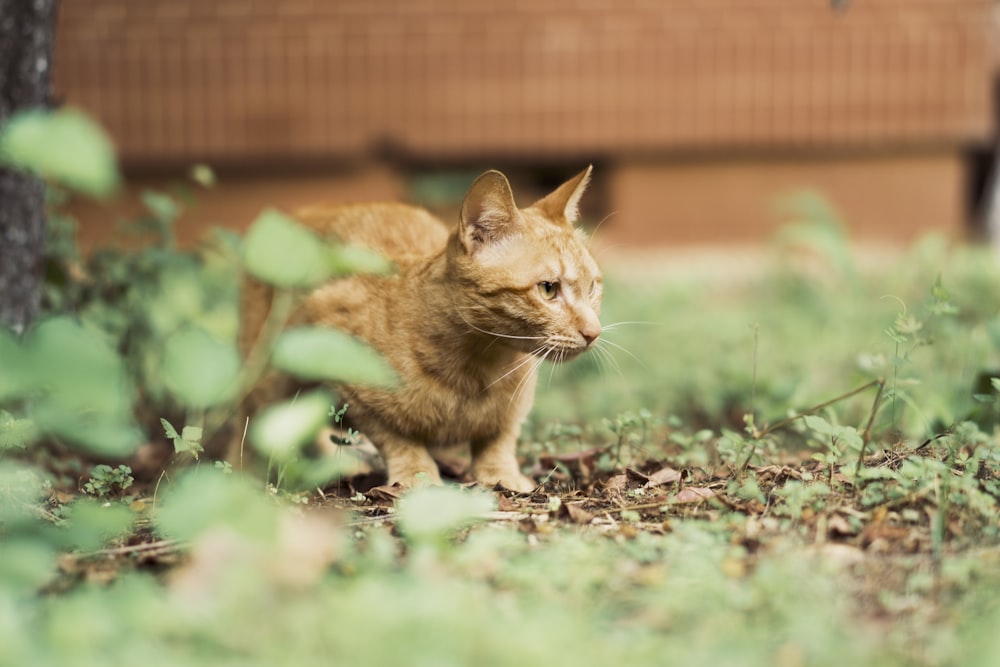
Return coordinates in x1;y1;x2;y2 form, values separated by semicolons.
754;379;883;440
70;539;187;560
854;379;886;481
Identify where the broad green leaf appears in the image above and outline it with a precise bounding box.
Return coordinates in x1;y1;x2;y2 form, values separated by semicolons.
396;486;496;543
0;462;51;527
156;469;279;542
243;209;329;288
160;419;204;458
54;499;135;552
33;406;142;457
0;540;58;596
0;411;37;451
141;189;181;224
328;243;393;277
0;108;119;198
162;328;240;408
20;317;141;456
801;414;835;436
272;327;397;387
249;389;331;459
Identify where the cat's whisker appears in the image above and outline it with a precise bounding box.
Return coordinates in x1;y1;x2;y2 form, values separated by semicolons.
585;211;618;249
600;320;658;334
588;342;609;378
592;342;623;377
596;336;641;365
486;347;545;391
455;310;548;342
508;352;547;410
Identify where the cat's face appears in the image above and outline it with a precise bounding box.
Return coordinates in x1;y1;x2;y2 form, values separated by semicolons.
449;167;602;362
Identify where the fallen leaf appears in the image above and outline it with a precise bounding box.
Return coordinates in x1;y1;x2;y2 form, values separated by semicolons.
672;487;716;504
496;493;521;512
645;466;681;487
602;474;629;497
366;484;404;503
560;502;595;525
625;468;651;484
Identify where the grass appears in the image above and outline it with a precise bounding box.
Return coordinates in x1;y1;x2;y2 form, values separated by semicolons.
5;227;999;666
2;109;999;665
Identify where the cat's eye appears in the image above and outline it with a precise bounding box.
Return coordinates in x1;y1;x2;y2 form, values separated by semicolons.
538;281;559;300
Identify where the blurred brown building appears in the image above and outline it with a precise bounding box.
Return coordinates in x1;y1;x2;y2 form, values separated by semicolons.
54;0;997;244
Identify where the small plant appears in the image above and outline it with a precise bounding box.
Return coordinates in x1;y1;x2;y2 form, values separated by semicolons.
329;402;360;445
83;464;134;498
603;409;657;467
161;418;205;459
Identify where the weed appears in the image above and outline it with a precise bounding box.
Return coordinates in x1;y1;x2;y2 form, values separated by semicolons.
82;464;133;498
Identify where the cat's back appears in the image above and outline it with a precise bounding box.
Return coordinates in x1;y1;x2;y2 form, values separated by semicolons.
294;202;449;265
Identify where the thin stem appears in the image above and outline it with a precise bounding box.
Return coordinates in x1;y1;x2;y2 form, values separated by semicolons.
754;379;883;440
854;379;886;481
202;288;296;443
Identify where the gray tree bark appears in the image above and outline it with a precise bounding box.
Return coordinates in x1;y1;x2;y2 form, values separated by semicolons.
0;0;59;333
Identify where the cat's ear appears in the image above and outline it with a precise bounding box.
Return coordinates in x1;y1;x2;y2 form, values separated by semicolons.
459;170;520;254
533;165;592;226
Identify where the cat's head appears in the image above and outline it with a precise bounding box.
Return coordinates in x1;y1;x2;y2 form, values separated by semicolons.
448;167;602;362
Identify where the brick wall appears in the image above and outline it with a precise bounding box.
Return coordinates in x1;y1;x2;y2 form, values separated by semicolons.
54;0;996;165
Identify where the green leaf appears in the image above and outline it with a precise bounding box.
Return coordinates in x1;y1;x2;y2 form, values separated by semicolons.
271;327;397;387
55;499;136;552
22;317;141;457
396;486;496;543
243;209;330;288
0;411;37;451
141;189;181;224
0;540;58;596
0;462;52;527
802;414;835;436
156;468;279;542
248;390;331;460
162;328;240;408
328;243;394;277
0;108;119;198
160;419;204;458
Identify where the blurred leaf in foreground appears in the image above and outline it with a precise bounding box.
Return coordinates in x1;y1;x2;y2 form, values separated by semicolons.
161;327;240;409
248;390;331;460
0;108;119;198
271;327;397;387
243;209;330;288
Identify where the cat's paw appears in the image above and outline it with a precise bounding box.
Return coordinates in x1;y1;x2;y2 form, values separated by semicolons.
475;470;537;494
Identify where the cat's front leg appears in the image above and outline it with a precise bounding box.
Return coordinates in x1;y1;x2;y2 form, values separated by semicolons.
374;430;443;488
470;434;536;494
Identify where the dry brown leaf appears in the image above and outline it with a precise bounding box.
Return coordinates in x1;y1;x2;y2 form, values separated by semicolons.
645;466;681;487
602;474;629;497
539;447;603;466
366;484;404;503
496;493;521;512
672;487;716;504
625;468;651;483
561;502;595;525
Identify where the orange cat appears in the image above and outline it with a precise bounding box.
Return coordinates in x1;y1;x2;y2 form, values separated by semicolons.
240;168;602;492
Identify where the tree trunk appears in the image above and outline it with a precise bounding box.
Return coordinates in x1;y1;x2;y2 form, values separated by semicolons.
0;0;58;333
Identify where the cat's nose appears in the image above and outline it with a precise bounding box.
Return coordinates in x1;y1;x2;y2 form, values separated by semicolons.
580;327;600;346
